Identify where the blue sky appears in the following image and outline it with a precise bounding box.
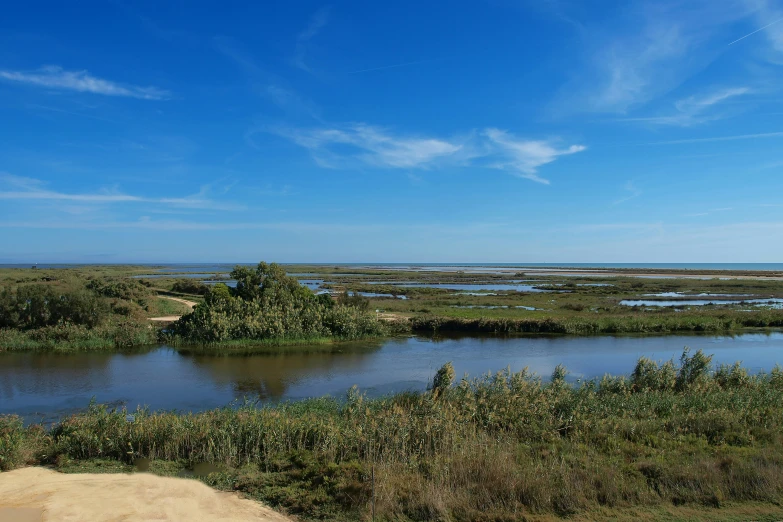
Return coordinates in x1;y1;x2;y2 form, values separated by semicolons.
1;0;783;263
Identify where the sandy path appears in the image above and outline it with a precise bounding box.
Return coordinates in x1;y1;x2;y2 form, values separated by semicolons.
0;467;291;522
377;311;406;321
149;296;198;322
158;295;198;308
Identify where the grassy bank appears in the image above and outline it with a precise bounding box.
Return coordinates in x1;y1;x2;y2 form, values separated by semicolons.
0;321;158;352
3;352;783;521
409;312;783;335
170;335;390;355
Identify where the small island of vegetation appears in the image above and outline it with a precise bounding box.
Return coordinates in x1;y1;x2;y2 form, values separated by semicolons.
164;262;387;347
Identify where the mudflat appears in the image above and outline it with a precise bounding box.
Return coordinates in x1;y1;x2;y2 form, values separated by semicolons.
0;467;290;522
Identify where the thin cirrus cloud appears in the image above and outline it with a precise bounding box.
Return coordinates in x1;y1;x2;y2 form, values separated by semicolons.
623;87;752;126
0;174;241;211
293;7;330;73
556;1;756;115
743;0;783;55
268;124;586;183
0;65;169;100
275;124;463;169
589;22;688;113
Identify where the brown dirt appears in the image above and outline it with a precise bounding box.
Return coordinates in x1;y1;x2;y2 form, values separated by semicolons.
0;467;291;522
148;296;198;322
377;311;407;321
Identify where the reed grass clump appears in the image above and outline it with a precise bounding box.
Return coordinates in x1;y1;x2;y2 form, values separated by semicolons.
3;351;783;520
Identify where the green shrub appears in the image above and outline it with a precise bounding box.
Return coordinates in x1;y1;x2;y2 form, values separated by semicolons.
171;280;209;295
676;348;713;391
714;362;751;389
631;357;676;392
0;285;105;329
432;362;455;395
168;262;385;344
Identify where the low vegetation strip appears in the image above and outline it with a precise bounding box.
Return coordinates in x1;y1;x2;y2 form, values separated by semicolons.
408;313;783;334
3;351;783;521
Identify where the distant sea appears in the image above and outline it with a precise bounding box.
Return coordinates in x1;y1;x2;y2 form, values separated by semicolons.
2;263;783;271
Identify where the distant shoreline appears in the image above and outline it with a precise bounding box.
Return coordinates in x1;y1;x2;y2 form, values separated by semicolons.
4;262;783;273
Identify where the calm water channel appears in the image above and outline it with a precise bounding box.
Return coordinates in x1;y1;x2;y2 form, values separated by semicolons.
2;332;783;423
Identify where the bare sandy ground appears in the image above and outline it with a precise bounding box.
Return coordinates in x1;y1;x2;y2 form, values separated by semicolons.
148;296;198;322
0;467;291;522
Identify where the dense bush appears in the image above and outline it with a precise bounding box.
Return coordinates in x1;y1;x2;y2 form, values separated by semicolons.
171;280;209;295
168;262;385;343
0;276;159;350
86;278;151;303
0;284;105;329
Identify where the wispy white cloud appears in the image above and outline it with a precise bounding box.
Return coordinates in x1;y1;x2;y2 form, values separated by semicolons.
758;159;783;169
293;7;330;73
0;173;46;190
613;181;643;204
742;0;783;56
214;36;321;118
268;124;586;182
347;59;437;74
645;130;783;145
623;87;751;126
728;15;783;45
0;218;508;235
684;206;734;217
555;1;752;114
0;174;242;211
590;22;688;113
673;87;751;115
0;66;169;100
482;129;586;184
271;123;463;169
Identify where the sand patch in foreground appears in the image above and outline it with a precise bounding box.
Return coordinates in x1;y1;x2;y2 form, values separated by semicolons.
0;467;290;522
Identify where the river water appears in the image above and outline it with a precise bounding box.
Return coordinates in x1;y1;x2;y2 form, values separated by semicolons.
2;332;782;423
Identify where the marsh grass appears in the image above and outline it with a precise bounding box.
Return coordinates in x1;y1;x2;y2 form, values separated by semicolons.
408;313;783;335
0;320;158;352
3;351;783;520
170;335;387;355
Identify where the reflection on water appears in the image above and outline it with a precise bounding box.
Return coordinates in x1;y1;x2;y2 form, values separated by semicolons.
3;332;783;423
621;298;783;307
191;343;382;399
644;292;754;298
397;283;553;292
451;305;539;310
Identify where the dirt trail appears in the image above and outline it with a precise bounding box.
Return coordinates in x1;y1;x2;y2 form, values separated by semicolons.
0;467;291;522
377;311;406;321
149;295;198;322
